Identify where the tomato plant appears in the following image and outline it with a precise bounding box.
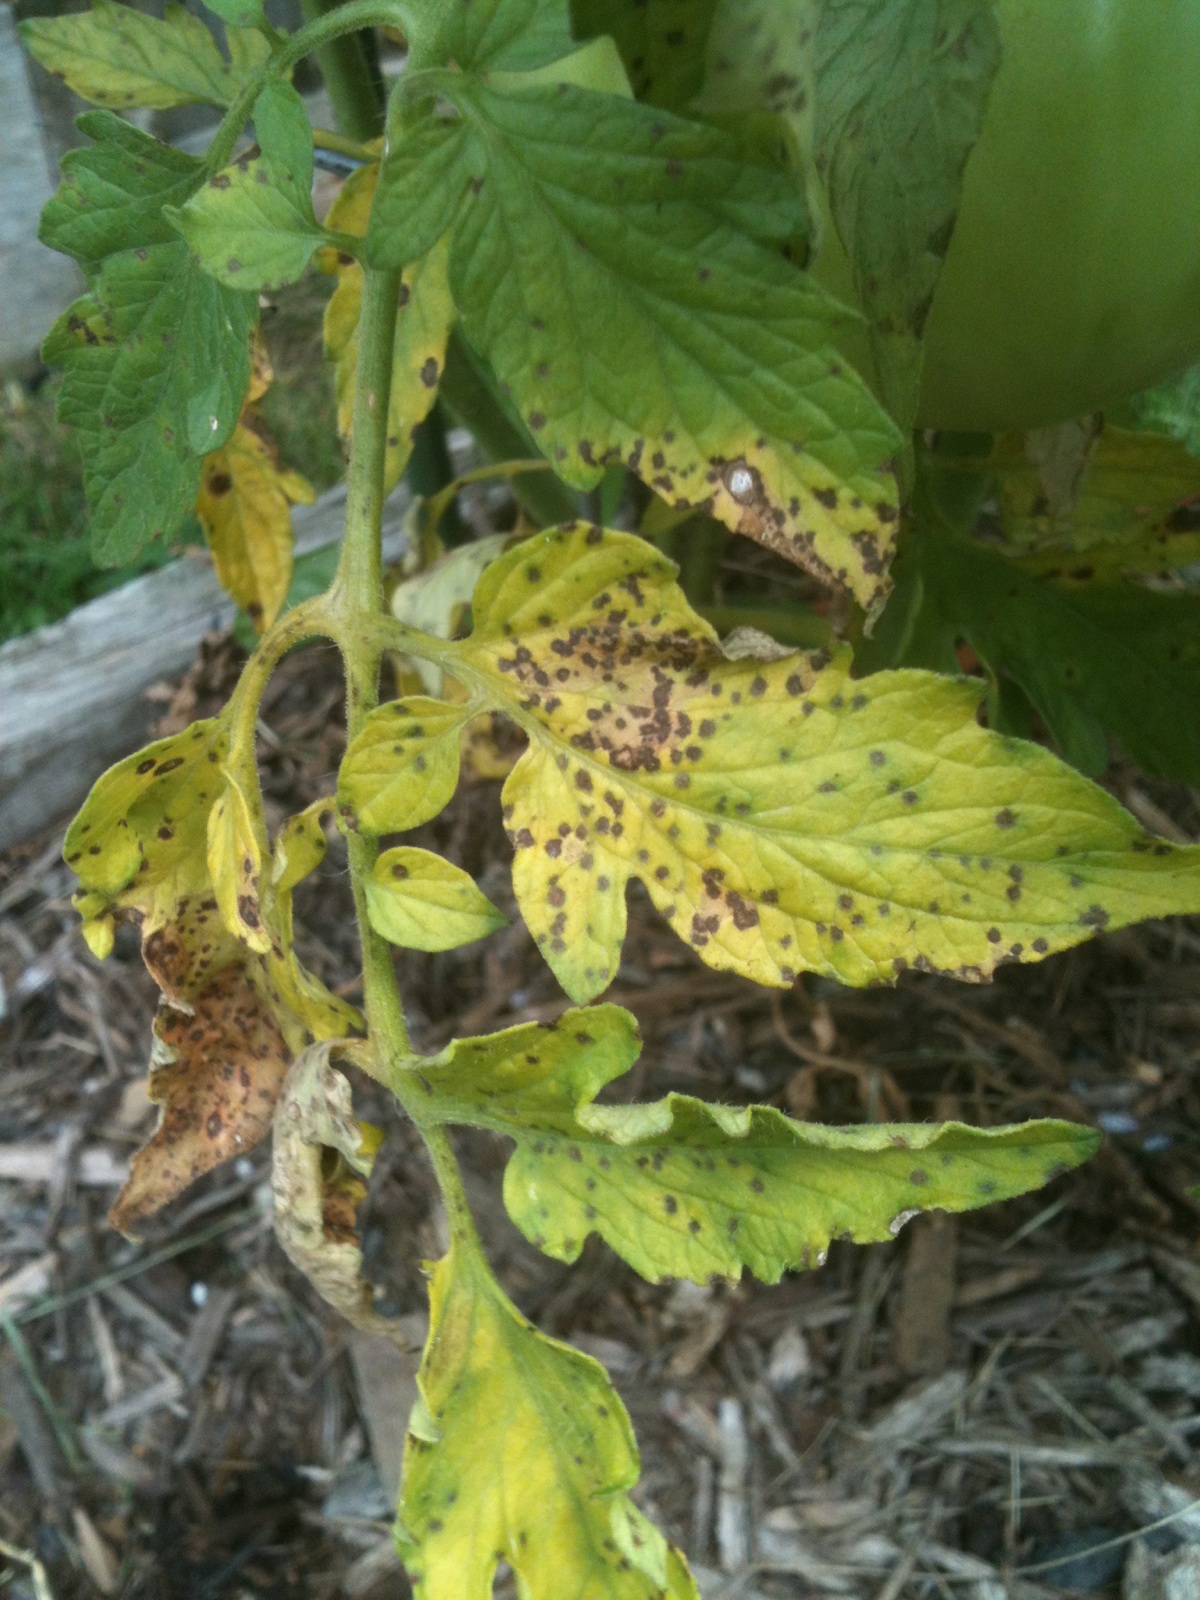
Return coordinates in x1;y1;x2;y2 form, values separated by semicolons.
815;0;1200;431
18;0;1200;1594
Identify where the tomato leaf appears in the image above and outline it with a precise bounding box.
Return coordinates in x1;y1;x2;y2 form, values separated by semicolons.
396;1244;698;1600
207;763;271;954
862;478;1200;784
201;0;268;33
360;523;1200;1002
338;697;472;834
172;81;324;292
195;419;315;631
569;0;718;111
389;533;511;694
944;427;1200;576
814;0;1001;429
405;1003;1099;1284
368;76;901;610
37;112;257;563
272;1043;409;1340
111;963;289;1234
45;243;255;564
20;0;265;110
65;734;359;1229
367;847;506;951
324;164;456;494
1131;363;1200;459
416;0;575;71
38;112;200;276
696;1;816;119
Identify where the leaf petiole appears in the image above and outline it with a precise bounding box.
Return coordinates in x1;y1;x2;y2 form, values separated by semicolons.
203;0;419;174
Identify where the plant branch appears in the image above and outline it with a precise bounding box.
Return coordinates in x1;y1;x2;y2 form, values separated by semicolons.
332;265;410;1059
419;1124;486;1257
300;0;386;144
204;0;417;172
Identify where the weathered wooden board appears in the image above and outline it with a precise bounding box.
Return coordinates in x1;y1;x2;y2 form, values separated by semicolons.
0;2;83;370
0;484;411;852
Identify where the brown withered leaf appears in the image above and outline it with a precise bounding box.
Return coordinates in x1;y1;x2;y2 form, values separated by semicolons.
272;1043;414;1344
110;964;289;1233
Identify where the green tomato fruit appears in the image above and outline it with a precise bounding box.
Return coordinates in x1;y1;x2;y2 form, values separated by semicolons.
817;0;1200;431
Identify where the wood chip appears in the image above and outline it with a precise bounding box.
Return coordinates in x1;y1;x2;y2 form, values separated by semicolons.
71;1505;120;1596
0;1252;55;1316
178;1285;237;1388
716;1397;750;1574
895;1212;958;1376
349;1328;423;1504
88;1373;184;1429
0;1144;127;1186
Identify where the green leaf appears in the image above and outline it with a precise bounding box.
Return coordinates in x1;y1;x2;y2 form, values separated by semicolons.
172;81;323;292
366;847;506;950
369;76;901;611
201;0;268;32
570;0;718;111
20;0;264;110
397;1244;697;1600
38;111;201;275
490;34;634;98
698;0;816;119
861;478;1200;784
364;107;485;269
45;242;255;563
415;0;574;72
338;696;471;835
1131;363;1200;459
814;0;1001;429
436;523;1200;1001
406;1004;1099;1284
944;427;1200;576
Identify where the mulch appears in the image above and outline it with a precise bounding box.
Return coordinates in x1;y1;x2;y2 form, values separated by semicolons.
3;604;1200;1600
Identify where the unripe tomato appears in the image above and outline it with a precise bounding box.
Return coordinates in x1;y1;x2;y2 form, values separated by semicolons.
816;0;1200;432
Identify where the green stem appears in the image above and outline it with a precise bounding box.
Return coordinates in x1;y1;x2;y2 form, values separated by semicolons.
407;403;470;546
226;596;335;756
205;0;416;172
331;266;410;1059
300;0;386;143
420;1124;486;1256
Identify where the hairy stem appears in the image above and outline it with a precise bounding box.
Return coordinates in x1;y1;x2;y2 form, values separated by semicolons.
205;0;416;172
420;1124;487;1257
300;0;386;144
333;265;410;1062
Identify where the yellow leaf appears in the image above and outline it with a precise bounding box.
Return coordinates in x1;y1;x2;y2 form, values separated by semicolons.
362;522;1200;1002
246;328;274;404
338;696;472;834
207;765;271;954
366;846;505;950
396;1244;698;1600
323;180;455;495
195;420;315;632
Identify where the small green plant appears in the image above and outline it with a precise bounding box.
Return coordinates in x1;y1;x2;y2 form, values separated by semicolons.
20;0;1200;1592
